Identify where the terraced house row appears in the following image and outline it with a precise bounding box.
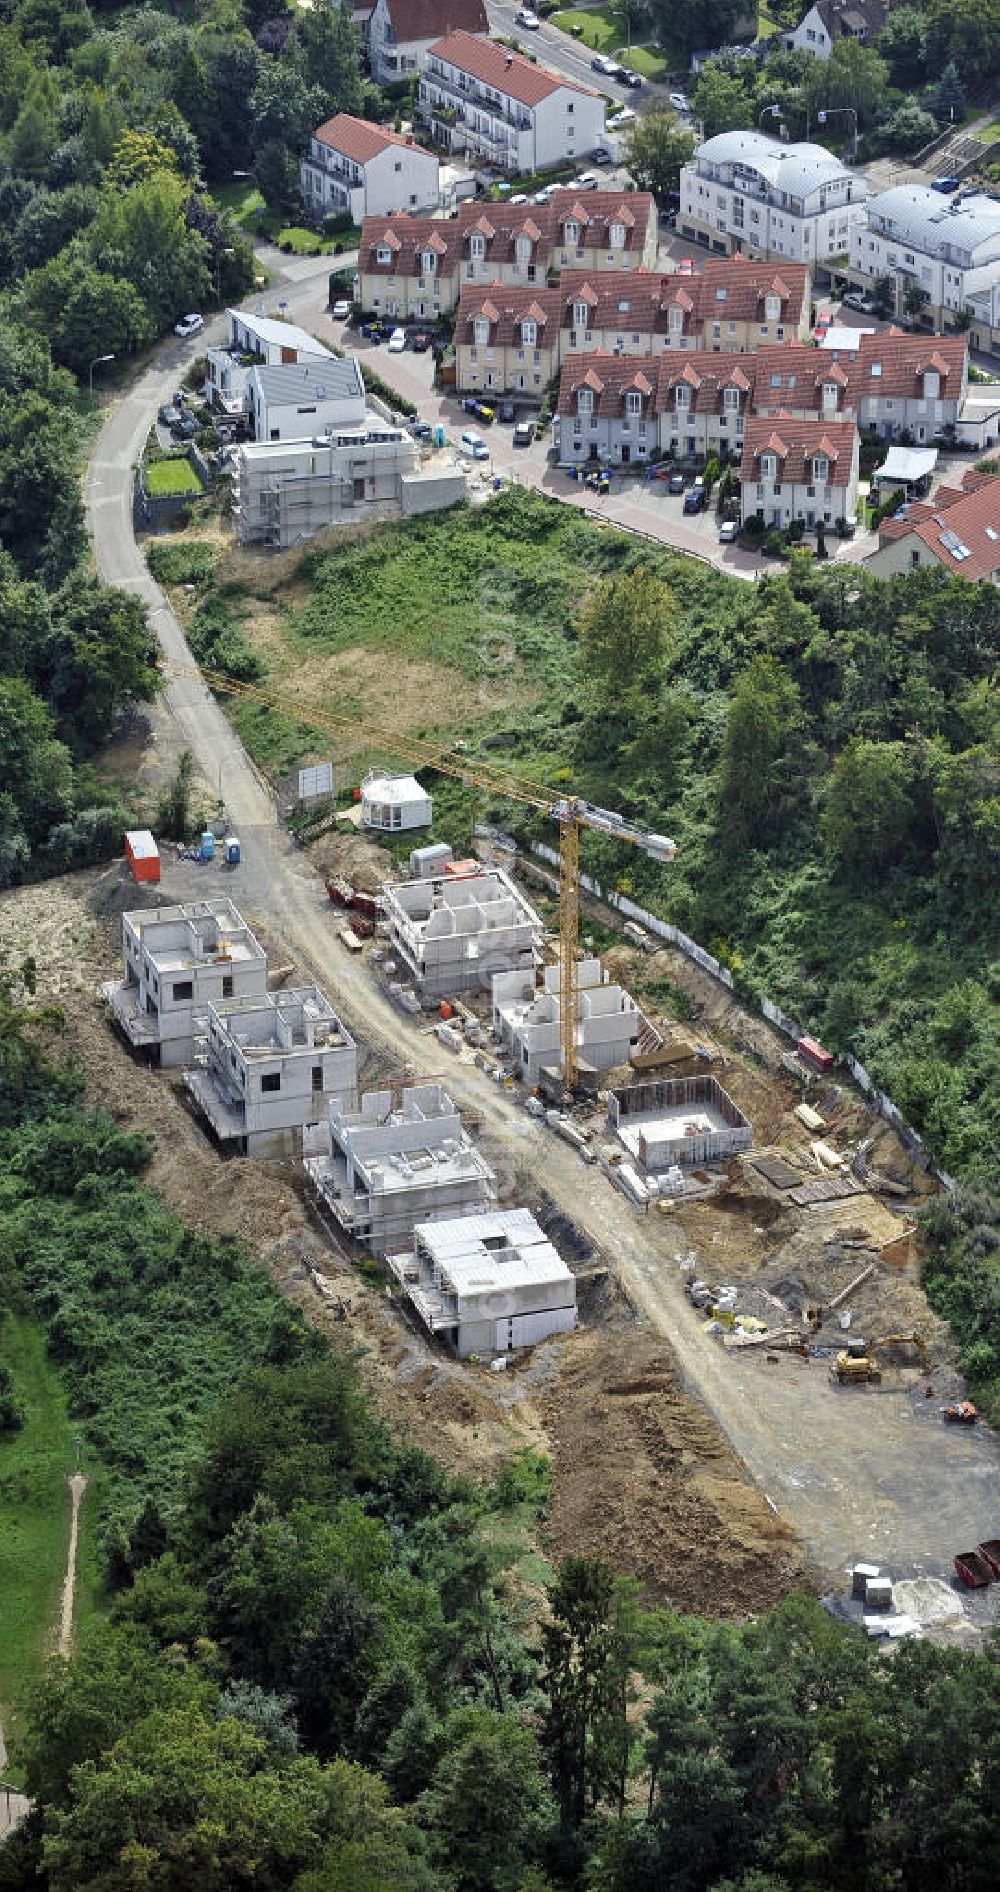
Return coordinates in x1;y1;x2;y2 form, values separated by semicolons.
551;329;969;467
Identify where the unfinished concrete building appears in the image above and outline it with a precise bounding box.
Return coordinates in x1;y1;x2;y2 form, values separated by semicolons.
385;1207;577;1358
184;987;357;1157
304;1082;495;1254
609;1074;752;1169
381;868;543;1000
492;958;641;1089
102;899;267;1067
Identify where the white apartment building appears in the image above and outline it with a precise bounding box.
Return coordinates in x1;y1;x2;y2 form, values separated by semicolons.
367;0;487;86
386;1207;577;1357
102;900;267;1068
382;867;543;999
305;1083;496;1254
232;425;464;548
247;356;366;444
679;131;869;267
740;413;859;532
492;958;641;1088
418;30;605;174
184;988;357;1157
300;113;440;223
849;187;1000;344
206;309;335;418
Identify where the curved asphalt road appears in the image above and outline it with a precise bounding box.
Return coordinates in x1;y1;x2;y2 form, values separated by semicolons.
83;258;1000;1597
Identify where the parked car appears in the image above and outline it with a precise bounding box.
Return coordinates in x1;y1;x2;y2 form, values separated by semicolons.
931;175;961;193
460;429;490;460
515;7;540;25
498;398;516;421
407;417;432;440
158;403;182;427
619;68;643;88
718;519;738;542
607;108;636;129
591;53;617;73
592;145;614;164
388;327;407;352
462;395;495;423
410;330;432;352
669;91;689;112
533;185;554;204
683;486;705;513
172;414;197;439
573;172;600;190
667;470;686;494
841;290;874;313
509;193;529;205
678;257;694;276
174;313;204;338
331;298;352;319
513;419;535;446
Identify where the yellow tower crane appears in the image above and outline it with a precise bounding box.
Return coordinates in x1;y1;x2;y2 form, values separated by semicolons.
172;665;677;1093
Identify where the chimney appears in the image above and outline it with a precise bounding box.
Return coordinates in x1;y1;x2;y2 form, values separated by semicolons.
506;53;513;66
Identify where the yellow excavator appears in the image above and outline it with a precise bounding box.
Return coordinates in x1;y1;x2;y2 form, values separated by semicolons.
830;1332;931;1385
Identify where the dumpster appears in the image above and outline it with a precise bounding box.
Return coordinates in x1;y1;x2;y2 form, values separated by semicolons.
225;835;241;866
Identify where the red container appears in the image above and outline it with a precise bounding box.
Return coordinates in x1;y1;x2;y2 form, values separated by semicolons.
798;1034;834;1073
954;1550;993;1589
125;830;160;884
326;877;352;907
439;999;453;1021
352;889;379;920
977;1539;1000;1578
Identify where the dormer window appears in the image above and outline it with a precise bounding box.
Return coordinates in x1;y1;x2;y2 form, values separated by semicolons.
723;386;740;412
764;294;781;322
422;250;436;275
473;315;490;346
715;287;727;301
813;454;829;483
924;369;940;398
577;387;593;414
869;362;882;377
573;300;590;330
668;305;683;332
469;233;485;260
376;245;392;264
515;234;531;263
609;221;625;248
760;452;777;480
564;219;579;246
626;390;642;417
522;318;537;346
674;383;690;409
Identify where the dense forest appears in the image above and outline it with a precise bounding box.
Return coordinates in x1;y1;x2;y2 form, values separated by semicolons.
3;975;1000;1892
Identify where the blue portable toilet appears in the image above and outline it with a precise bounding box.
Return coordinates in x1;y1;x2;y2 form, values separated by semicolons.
225;835;241;866
433;424;446;448
199;830;215;861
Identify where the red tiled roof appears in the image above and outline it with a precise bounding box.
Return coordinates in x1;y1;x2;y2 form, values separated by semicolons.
848;330;966;401
384;0;487;43
359;211;460;274
692;257;810;326
556;351;659;417
456;279;562;347
456;193;654;261
558;267;667;334
909;473;1000;581
427;29;596;105
741;414;857;488
655;350;752;416
314;113;436;166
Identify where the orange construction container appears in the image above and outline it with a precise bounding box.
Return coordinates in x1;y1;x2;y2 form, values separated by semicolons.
124;829;160;884
439;1000;453;1021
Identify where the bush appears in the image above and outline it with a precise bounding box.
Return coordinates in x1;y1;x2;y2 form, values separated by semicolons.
38;807;129;875
146;541;217;588
0;1362;25;1434
187;596;265;683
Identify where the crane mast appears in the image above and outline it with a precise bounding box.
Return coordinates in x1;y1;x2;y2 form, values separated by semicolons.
170;665;676;1093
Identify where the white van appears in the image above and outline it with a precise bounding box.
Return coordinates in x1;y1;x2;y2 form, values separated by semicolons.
460;429;490;461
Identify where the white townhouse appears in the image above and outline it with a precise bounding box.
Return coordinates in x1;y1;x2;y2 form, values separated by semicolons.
247;356;366;444
740;413;860;534
206;308;334;417
849;187;1000;348
679;130;869;269
300;112;440;223
418;30;605;175
367;0;488;86
783;0;886;59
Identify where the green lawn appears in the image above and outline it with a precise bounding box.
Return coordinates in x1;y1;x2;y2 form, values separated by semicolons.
551;7;667;75
973;116;1000;142
211;178;267;226
0;1315;102;1765
145;456;203;497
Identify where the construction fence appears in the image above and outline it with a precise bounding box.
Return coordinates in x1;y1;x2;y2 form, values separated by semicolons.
525;843;953;1190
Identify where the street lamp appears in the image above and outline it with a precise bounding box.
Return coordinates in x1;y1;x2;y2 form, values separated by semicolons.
759;97;812;138
758;101;783;131
89;352;114;394
817;106;858;163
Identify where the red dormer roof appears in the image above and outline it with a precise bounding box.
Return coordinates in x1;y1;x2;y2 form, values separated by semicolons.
427;29;596;106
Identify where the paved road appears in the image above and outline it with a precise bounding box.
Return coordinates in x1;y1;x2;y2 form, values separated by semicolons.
486;0;667;108
83;257;1000;1594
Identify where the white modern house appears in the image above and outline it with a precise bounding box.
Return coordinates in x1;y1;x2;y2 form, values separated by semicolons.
207;309;335;418
381;867;543;999
740;413;859;532
849;187;1000;345
418;30;605;174
679;130;869;268
247;356;366;444
386;1207;577;1357
304;1083;496;1254
102;900;267;1068
783;0;886;59
232;429;464;548
300;113;440;222
184;987;358;1157
367;0;488;86
361;771;433;832
864;469;1000;584
492;958;642;1087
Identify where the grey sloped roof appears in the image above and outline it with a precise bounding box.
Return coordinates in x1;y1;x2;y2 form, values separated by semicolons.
249;358;365;407
695;130;859;199
867;187;1000;258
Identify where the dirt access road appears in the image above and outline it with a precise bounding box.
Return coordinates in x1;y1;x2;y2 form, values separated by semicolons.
85;275;1000;1596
